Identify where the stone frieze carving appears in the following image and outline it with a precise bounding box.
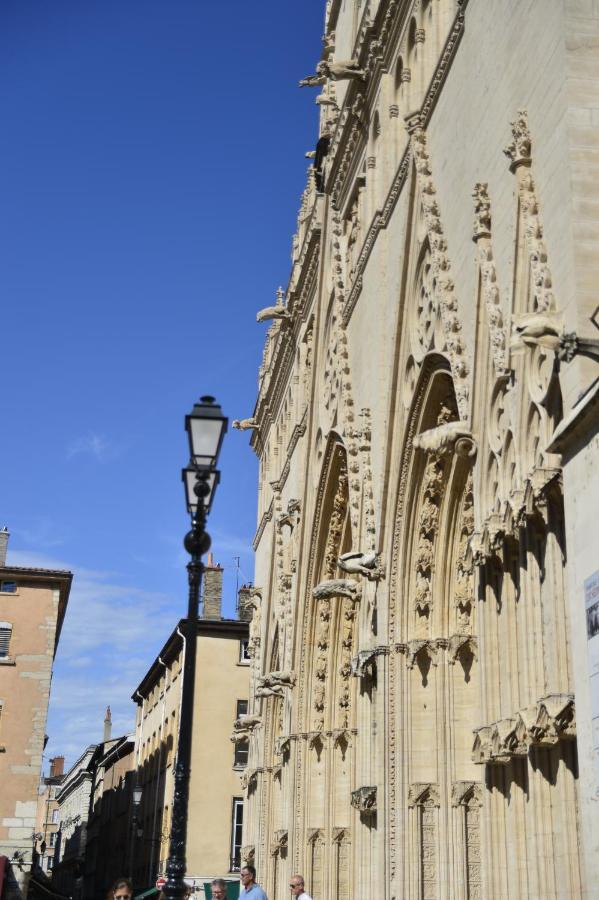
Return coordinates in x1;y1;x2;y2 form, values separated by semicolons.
351;785;377;813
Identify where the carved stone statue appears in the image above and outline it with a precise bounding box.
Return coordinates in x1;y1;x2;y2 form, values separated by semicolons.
510;312;562;353
413;421;477;458
337;550;381;579
232;418;258;431
312;578;359;600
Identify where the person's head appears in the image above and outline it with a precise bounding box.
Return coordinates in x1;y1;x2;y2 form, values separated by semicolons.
211;879;227;900
240;865;256;888
289;875;305;896
110;879;132;900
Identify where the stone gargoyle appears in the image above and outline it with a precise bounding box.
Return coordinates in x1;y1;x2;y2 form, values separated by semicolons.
233;418;259;432
256;305;291;324
299;59;366;88
413;421;476;458
231;714;262;743
337;550;382;579
255;670;296;698
312;579;359;601
510;312;562;354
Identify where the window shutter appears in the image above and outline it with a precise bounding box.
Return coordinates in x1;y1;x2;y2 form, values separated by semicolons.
0;624;12;658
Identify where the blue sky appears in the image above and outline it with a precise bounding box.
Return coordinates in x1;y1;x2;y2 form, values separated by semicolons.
0;0;323;766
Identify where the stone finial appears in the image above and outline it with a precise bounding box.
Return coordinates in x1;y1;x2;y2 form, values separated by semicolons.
504;110;532;171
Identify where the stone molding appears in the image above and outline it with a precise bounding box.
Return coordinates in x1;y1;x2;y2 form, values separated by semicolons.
395;635;477;669
451;781;483;807
407;782;440;808
468;467;562;565
351;645;389;677
472;694;575;765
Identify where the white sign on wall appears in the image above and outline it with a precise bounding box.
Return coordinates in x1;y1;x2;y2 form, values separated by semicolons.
585;569;599;796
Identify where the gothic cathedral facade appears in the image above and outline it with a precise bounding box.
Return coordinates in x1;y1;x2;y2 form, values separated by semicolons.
239;1;599;897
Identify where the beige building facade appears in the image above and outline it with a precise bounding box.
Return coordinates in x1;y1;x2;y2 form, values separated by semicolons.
132;560;250;895
242;1;599;898
0;531;71;899
34;756;65;877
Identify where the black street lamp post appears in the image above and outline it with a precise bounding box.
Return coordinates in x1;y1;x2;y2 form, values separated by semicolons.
163;396;227;900
129;785;143;890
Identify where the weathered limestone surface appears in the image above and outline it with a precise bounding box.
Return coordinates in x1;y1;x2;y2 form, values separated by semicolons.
243;1;599;898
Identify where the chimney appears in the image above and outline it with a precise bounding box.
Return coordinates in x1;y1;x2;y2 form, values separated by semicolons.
50;756;65;778
238;584;253;622
0;527;9;567
201;552;223;619
103;706;112;742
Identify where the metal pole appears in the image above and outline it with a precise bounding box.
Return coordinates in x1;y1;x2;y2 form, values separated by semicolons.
163;475;211;900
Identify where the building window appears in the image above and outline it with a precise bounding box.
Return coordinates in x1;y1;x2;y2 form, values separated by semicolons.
46;856;53;871
236;700;248;719
234;739;249;769
239;640;250;663
49;832;57;848
0;623;12;658
52;809;59;824
230;798;243;871
0;581;16;593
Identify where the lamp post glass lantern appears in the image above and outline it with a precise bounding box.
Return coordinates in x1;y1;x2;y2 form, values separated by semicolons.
163;396;227;900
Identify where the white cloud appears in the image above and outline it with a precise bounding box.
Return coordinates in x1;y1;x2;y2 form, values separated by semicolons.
66;432;118;462
7;548;177;768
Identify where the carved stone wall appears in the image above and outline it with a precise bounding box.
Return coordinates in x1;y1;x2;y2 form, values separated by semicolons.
244;0;596;897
